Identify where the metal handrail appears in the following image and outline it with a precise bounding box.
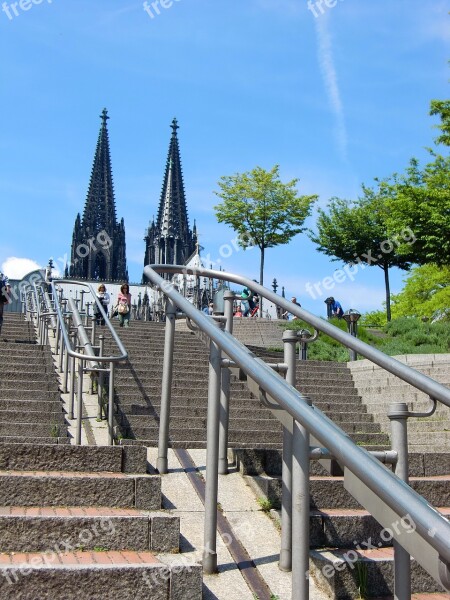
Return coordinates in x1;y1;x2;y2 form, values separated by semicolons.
153;264;450;409
144;264;450;592
50;279;128;364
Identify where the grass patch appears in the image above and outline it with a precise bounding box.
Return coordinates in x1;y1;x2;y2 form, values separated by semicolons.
277;317;450;361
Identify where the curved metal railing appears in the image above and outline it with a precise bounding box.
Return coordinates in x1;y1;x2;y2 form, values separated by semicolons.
145;264;450;599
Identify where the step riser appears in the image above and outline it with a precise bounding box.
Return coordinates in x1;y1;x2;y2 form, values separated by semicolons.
248;476;450;508
0;444;147;474
0;476;160;510
0;411;66;424
310;553;444;597
0;423;68;438
0;514;179;553
0;564;201;600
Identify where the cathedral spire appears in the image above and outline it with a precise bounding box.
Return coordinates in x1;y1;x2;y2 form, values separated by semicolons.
143;119;197;276
68;109;127;282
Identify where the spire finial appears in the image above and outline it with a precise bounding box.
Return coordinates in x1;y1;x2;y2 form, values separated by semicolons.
171;118;179;134
100;108;109;124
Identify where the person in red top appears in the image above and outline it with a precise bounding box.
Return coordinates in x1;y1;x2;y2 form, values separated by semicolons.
117;283;132;328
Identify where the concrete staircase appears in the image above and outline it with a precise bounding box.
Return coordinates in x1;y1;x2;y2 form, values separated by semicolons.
102;317;450;597
348;355;450;452
0;314;201;599
105;321;390;450
0;313;70;445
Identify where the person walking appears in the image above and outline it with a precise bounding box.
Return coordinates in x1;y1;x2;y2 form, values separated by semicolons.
117;283;131;328
0;272;11;338
94;284;110;326
283;296;301;320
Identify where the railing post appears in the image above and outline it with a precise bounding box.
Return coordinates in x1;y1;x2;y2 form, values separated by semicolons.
76;358;84;445
388;402;411;600
156;298;176;475
55;311;61;355
98;335;105;420
218;290;234;475
62;314;71;393
291;405;311;600
203;325;223;575
108;361;115;446
279;329;297;571
69;332;76;420
91;315;96;347
58;316;67;374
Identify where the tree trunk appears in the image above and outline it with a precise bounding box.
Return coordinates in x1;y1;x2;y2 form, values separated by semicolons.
384;264;391;322
259;246;265;317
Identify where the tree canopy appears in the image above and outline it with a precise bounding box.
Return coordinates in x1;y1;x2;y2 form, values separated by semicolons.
390;264;450;321
309;192;413;321
214;165;317;288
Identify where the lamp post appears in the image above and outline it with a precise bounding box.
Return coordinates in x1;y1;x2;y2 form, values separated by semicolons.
342;309;361;361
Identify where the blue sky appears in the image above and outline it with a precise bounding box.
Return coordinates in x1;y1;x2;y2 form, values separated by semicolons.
1;0;449;315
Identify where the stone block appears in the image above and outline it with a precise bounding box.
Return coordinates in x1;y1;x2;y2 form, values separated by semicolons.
151;514;179;553
169;564;203;600
135;475;161;510
122;445;148;474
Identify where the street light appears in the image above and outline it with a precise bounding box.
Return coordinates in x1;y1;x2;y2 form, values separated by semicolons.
342;309;361;361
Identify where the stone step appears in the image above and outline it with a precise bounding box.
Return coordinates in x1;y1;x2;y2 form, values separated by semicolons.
0;409;66;424
0;470;160;510
246;475;450;509
0;436;71;445
0;378;60;391
0;507;179;553
122;415;281;432
119;403;376;424
354;382;450;394
233;448;450;477
120;438;283;450
351;370;450;382
0;389;62;401
0;364;56;376
310;547;447;597
0;443;147;474
0;550;201;599
0;399;66;412
0;422;69;439
274;507;450;549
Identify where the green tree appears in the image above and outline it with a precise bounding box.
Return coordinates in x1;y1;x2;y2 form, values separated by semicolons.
376;153;450;266
309;193;412;321
430;99;450;147
377;101;450;266
214;165;317;287
390;264;450;321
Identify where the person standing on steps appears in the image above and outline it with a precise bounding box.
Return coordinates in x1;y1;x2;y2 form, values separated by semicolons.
94;284;110;326
282;296;301;320
0;272;11;338
117;283;131;328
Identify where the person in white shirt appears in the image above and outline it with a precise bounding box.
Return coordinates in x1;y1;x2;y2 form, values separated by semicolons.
94;284;110;326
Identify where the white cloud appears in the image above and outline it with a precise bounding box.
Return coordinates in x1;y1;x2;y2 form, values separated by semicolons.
1;257;42;280
315;14;348;161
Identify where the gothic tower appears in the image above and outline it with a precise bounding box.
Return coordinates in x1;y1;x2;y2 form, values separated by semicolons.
68;109;128;281
143;119;197;278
